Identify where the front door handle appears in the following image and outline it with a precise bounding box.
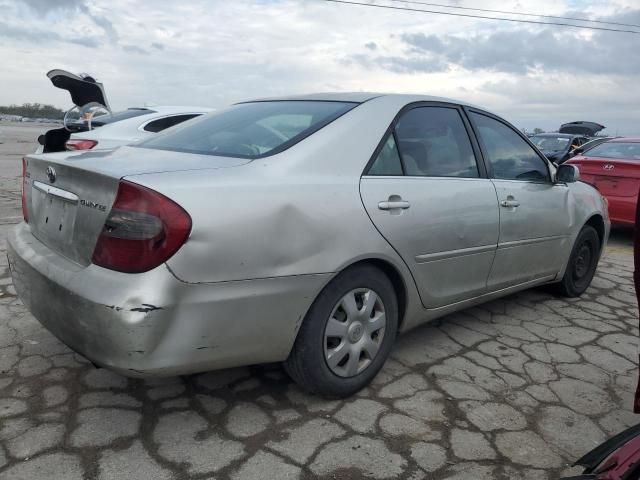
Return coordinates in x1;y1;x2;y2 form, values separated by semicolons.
378;200;410;210
500;199;520;208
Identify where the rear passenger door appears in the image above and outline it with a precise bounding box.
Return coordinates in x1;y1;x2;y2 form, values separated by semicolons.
360;104;500;309
467;110;572;290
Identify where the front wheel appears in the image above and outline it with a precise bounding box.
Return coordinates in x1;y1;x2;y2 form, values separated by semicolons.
555;225;601;297
285;264;398;398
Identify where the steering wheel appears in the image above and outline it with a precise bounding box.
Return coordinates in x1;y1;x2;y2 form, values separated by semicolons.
238;143;261;156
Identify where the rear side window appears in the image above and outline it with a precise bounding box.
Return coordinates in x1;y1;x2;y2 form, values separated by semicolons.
368;134;403;176
143;114;201;133
138;101;357;158
395;107;479;178
470;112;550;182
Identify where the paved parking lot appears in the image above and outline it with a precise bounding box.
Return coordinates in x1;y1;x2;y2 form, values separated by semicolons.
0;123;637;479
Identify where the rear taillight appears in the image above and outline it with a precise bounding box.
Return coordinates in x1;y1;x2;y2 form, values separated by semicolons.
65;139;98;151
21;157;28;223
92;181;191;273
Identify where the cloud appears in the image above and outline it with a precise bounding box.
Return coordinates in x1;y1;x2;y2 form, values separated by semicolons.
122;45;148;55
17;0;86;13
0;20;99;48
0;0;638;134
10;0;118;43
398;25;640;75
343;53;446;74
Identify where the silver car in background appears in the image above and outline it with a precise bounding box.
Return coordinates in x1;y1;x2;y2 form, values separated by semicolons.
8;93;609;397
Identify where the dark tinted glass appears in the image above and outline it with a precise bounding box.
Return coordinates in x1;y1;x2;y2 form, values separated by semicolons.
138;101;357;158
143;114;201;133
471;112;550;182
583;142;640;160
531;135;571;153
394;107;479;178
368;134;403;175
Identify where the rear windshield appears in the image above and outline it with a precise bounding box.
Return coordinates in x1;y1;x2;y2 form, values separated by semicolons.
585;142;640;160
137;101;358;158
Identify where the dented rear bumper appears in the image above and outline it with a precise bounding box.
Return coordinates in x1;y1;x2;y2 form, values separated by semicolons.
7;222;329;377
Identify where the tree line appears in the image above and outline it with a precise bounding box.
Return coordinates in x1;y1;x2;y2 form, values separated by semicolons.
0;103;65;119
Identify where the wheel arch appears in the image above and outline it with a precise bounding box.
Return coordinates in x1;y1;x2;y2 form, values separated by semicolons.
337;257;409;332
584;213;606;248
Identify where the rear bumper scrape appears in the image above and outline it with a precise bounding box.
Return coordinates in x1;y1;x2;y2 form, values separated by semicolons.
8;222;330;377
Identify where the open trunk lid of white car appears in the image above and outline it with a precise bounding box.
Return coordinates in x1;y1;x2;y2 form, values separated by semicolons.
47;69;110;111
23;146;250;266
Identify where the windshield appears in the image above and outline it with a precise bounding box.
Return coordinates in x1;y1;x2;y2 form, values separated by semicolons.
530;136;571;153
585;142;640;160
138;101;357;158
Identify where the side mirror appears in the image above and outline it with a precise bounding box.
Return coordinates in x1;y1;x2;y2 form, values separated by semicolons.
556;164;580;183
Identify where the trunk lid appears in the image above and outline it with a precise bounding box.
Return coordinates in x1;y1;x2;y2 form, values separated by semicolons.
571;157;640;197
47;69;110;111
559;121;605;136
24;146;250;266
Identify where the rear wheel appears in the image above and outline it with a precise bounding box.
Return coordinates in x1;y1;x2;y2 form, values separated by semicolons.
285;264;398;398
555;225;600;297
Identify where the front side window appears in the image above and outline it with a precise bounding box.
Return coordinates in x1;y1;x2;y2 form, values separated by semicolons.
471;112;550;182
394;107;479;178
584;142;640;160
138;101;357;158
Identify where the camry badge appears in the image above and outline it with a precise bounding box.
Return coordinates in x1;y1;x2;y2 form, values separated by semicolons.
46;166;57;183
603;164;614;171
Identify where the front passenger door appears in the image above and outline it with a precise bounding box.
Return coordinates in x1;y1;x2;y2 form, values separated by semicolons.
468;111;573;290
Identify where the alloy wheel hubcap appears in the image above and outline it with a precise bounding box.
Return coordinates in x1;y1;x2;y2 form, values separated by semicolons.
323;288;386;378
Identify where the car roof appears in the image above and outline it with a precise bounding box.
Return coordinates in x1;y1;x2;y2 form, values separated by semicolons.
125;105;213;113
243;92;480;108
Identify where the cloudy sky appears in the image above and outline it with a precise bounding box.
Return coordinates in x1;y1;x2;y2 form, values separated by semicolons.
1;0;639;134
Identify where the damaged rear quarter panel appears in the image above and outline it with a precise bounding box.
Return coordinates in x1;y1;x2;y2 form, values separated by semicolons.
140;166;392;284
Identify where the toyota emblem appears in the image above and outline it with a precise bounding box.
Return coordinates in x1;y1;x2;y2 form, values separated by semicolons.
46;166;57;183
603;164;615;171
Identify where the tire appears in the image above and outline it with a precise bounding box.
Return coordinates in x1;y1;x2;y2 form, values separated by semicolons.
555;225;601;297
285;264;398;398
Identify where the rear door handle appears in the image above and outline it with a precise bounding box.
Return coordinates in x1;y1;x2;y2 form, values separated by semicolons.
378;200;410;210
500;199;520;208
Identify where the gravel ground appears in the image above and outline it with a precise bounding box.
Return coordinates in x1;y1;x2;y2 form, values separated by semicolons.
0;122;637;480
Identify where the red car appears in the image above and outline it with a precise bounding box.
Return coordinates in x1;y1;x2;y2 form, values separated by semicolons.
567;138;640;227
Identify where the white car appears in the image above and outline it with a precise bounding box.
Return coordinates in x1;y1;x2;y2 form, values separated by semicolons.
37;70;211;153
64;105;213;151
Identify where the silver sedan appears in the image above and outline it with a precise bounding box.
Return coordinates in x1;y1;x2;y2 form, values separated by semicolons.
8;93;609;397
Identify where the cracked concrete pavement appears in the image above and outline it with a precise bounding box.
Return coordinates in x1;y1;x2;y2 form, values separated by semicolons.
0;122;637;479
